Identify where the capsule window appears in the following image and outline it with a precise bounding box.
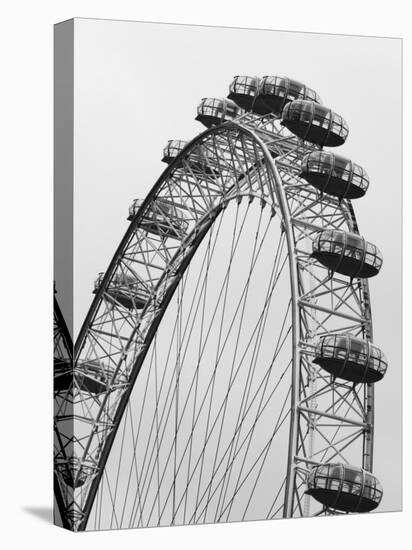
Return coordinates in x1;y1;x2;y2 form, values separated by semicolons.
348;349;366;364
288;104;301;122
230;76;259;96
311;114;322;127
365;252;376;264
331;241;344;255
363;486;376;500
201;98;224;118
370;356;379;370
353;164;363;178
317;476;328;489
336;348;347;360
319;240;332;253
352;172;363;186
333;157;352;180
351;247;364;261
226;103;239;118
329;478;341;491
318;164;331;176
328;465;342;478
331;116;341;132
288;80;303;95
306;88;319;102
320;112;331;129
323;344;335;358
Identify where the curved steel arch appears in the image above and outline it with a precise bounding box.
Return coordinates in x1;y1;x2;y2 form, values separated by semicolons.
54;115;375;530
75;123;280;358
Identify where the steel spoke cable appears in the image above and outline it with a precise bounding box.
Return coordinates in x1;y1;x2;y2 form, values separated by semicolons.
266;475;288;519
240;384;293;520
215;255;290;516
109;404;130;528
124;269;197;527
142;203;252;525
149;210;280;523
207;226;286;521
165;254;289;519
215;238;289;517
128;209;243;525
124;246;214;521
124;337;160;526
183;219;214;523
193;392;292;523
136;220;219;522
193;203;243;522
78;171;256;520
119;344;159;527
169;346;293;525
130;207;245;520
218;328;293;520
172;282;185;523
221;298;292;521
153;335;162;521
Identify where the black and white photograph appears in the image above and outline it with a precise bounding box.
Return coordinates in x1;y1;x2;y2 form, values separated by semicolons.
53;18;401;532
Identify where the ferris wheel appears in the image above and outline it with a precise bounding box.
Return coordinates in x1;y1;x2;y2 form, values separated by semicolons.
54;75;387;531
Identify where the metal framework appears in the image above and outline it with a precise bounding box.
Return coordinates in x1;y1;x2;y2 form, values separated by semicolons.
53;293;73;529
54;88;381;530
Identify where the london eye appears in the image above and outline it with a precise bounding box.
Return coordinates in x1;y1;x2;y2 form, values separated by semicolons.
54;75;387;531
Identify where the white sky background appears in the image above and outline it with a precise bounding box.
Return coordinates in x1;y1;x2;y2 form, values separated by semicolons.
72;18;402;513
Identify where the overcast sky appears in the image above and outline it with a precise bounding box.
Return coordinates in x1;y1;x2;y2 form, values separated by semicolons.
67;18;401;513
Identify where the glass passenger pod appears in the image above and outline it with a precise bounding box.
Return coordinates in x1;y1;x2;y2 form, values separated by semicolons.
259;76;321;116
94;271;150;310
306;463;383;513
75;360;117;394
195;98;242;128
54;358;120;394
314;334;387;383
300;151;369;200
227;75;271;115
281;100;349;147
162;140;218;176
161;140;188;164
56;457;97;489
128;198;189;238
312;230;383;279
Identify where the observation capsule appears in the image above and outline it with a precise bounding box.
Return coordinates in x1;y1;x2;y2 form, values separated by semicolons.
312;230;382;278
313;334;387;383
162;140;218;175
195;98;242;128
227;75;271;115
56;457;97;488
76;360;117;394
128;198;188;238
94;272;150;310
281;100;349;147
54;359;123;394
306;463;383;513
300;151;369;200
259;76;321;115
161;139;188;163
